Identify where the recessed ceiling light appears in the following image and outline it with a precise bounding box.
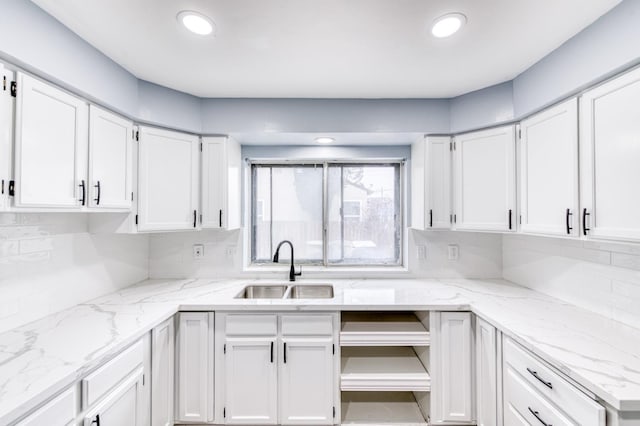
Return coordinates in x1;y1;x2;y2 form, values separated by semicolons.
315;137;335;144
177;10;215;36
431;13;466;38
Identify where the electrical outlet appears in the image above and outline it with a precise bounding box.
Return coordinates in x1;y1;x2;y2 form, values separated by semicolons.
416;245;427;260
447;244;459;261
193;244;204;259
226;245;237;259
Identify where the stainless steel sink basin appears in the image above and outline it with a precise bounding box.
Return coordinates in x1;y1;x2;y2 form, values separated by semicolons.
287;284;334;299
236;285;288;299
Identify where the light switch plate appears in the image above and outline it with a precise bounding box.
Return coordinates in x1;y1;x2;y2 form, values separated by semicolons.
193;244;204;259
447;244;459;261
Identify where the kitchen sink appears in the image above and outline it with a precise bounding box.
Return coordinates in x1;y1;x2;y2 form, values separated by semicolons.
287;284;334;299
236;285;288;299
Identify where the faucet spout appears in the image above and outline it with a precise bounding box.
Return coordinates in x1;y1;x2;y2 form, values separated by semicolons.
273;240;302;282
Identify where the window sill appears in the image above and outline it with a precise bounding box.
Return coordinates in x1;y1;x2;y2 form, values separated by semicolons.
242;264;410;279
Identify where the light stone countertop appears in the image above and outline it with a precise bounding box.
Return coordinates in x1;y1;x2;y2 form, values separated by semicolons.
1;277;640;425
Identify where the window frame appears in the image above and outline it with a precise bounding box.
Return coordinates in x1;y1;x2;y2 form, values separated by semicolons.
249;159;405;267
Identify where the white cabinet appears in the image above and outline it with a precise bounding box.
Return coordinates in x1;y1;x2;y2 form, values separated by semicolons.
430;311;474;424
216;312;338;425
14;72;88;208
411;136;451;230
175;312;214;423
151;317;174;426
16;386;77;426
0;63;13;211
88;105;133;210
83;368;145;426
580;67;640;241
201;136;242;230
453;125;516;232
475;318;498;426
520;98;579;237
137;126;200;231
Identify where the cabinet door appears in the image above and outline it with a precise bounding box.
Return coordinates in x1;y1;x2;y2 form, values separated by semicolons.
431;311;474;423
279;338;334;425
151;317;174;426
201;136;241;229
580;67;640;241
83;369;144;426
476;318;497;426
454;126;516;231
176;312;213;423
88;105;133;209
16;386;76;426
137;126;199;231
520;98;579;236
224;337;278;424
0;64;12;211
14;72;88;208
428;136;452;229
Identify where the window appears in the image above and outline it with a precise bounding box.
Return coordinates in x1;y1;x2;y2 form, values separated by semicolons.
251;161;403;266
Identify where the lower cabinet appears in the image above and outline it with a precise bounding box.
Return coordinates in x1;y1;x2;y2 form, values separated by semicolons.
476;317;500;426
175;312;214;423
82;369;145;426
430;311;475;424
151;317;175;426
15;386;77;426
215;312;339;425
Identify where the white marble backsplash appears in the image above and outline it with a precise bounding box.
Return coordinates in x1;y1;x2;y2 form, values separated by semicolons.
0;213;149;333
503;234;640;330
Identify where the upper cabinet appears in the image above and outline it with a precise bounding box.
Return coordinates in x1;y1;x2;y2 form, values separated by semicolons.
14;72;88;208
0;63;12;211
201;136;242;230
580;67;640;242
137;126;200;232
453;125;516;232
520;98;579;237
411;136;451;230
88;105;133;210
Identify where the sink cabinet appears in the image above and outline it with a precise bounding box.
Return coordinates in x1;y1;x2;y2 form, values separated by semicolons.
215;312;339;425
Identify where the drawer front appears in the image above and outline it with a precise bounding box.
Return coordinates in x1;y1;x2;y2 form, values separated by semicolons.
225;314;278;336
504;337;605;426
17;386;76;426
82;339;144;408
504;364;574;426
281;314;334;336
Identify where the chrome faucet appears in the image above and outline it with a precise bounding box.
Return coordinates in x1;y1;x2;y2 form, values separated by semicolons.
273;240;302;282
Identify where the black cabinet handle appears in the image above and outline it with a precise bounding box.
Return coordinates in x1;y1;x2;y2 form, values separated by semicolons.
94;181;101;206
583;208;591;236
193;210;197;228
91;414;101;426
508;209;513;230
527;367;553;389
270;341;274;363
283;342;287;363
219;209;223;227
565;208;573;235
528;407;551;426
429;209;433;227
79;180;86;206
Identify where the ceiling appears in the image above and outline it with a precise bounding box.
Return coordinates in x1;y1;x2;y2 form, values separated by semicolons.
32;0;621;99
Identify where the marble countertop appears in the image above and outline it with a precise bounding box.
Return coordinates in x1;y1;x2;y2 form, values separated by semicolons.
1;277;640;424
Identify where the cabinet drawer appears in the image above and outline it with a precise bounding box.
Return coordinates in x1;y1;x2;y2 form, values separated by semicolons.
281;314;334;336
504;364;574;426
504;337;605;426
81;339;144;407
225;314;277;335
17;386;76;426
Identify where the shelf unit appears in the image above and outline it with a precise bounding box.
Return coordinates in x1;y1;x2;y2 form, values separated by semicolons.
340;312;431;425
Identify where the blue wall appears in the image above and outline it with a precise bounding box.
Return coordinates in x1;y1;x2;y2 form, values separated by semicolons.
1;0;639;135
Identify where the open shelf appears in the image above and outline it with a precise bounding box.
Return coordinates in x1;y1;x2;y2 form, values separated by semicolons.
340;312;429;346
341;391;428;425
341;346;430;391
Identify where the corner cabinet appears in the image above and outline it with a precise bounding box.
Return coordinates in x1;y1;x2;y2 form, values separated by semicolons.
475;317;500;426
580;66;640;242
137;126;200;232
201;136;242;230
520;98;579;237
151;317;175;426
430;311;475;424
411;136;451;230
453;125;516;232
14;72;88;208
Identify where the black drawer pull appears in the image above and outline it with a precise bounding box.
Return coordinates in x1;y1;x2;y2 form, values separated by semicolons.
528;407;552;426
270;341;274;363
219;209;223;227
565;208;573;234
583;208;591;236
508;209;513;230
193;210;197;228
527;367;553;389
283;342;287;363
94;181;101;206
91;414;101;426
429;209;433;227
79;180;86;206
